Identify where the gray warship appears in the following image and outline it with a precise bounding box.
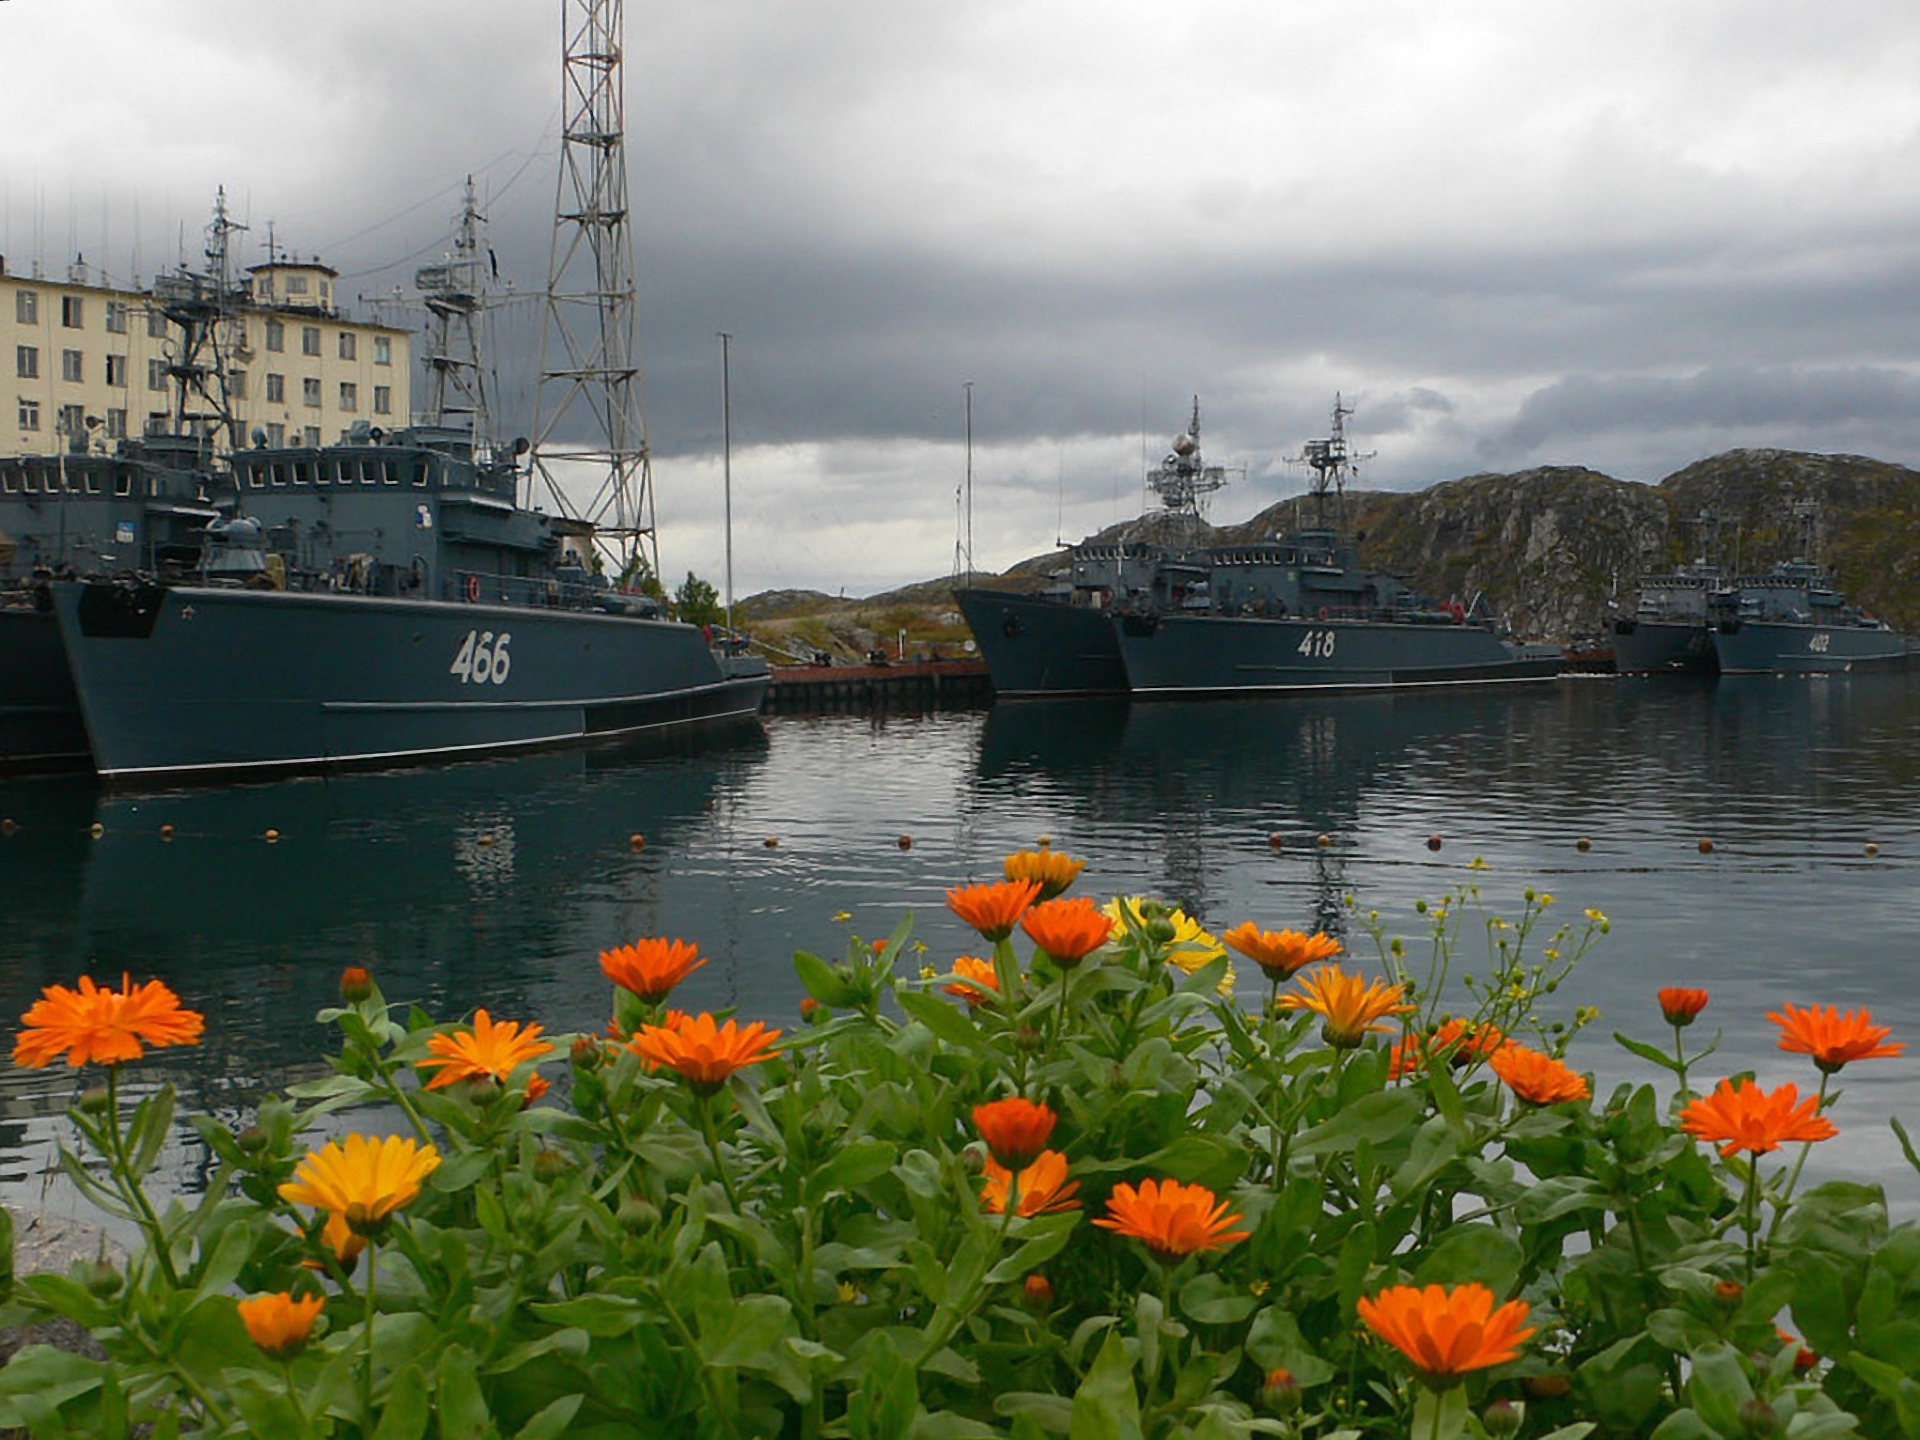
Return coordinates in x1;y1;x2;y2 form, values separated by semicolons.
1115;399;1562;696
1610;564;1721;674
956;400;1221;695
1710;560;1911;674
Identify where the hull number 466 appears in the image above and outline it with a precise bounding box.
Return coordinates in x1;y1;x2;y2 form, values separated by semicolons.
451;630;513;684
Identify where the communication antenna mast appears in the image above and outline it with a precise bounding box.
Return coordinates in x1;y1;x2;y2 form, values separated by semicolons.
150;187;246;457
416;177;493;450
531;0;656;581
1289;392;1374;531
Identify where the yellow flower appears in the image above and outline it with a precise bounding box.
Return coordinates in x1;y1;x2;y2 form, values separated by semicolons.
1003;847;1087;900
279;1134;441;1236
1104;897;1234;993
1277;964;1412;1047
832;911;851;922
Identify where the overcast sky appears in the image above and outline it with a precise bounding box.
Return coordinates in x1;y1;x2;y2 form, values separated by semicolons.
7;0;1920;594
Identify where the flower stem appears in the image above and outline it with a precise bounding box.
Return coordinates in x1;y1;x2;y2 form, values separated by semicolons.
363;1241;379;1425
699;1093;743;1212
1671;1023;1691;1103
1767;1071;1831;1242
1741;1159;1760;1286
103;1067;180;1289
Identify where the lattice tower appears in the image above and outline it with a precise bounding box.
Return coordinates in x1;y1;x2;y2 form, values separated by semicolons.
417;177;494;450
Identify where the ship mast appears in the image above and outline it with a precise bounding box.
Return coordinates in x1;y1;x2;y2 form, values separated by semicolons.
1291;393;1373;532
416;177;494;452
150;188;247;460
530;0;657;584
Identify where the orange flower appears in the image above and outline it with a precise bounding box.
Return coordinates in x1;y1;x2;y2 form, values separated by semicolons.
237;1292;325;1360
1093;1177;1248;1257
1357;1283;1534;1383
279;1134;441;1234
1658;988;1709;1027
944;956;1001;1006
1489;1043;1590;1105
317;1210;367;1267
1387;1019;1506;1080
600;938;707;1004
981;1149;1081;1216
1222;924;1342;980
1276;964;1412;1047
1679;1078;1838;1157
1767;1002;1903;1074
521;1074;551;1108
1004;847;1087;901
13;973;205;1069
973;1096;1057;1169
415;1009;554;1090
947;879;1042;941
629;1010;782;1096
1020;896;1112;969
340;967;374;1004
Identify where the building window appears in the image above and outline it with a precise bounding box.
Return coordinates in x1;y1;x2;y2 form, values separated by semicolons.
61;349;84;383
58;403;86;436
373;384;392;415
265;320;284;352
301;326;321;356
105;354;128;388
104;302;129;334
303;425;321;446
60;295;84;328
147;358;169;391
146;308;168;339
374;335;391;365
15;346;37;379
146;411;170;436
339;381;357;412
266;422;285;447
15;290;37;324
229;369;248;400
105;409;127;439
285;274;309;296
265;373;285;403
18;399;40;431
302;376;321;407
338;332;356;361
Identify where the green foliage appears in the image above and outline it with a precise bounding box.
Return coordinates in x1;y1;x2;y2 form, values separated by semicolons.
675;571;722;627
0;883;1913;1439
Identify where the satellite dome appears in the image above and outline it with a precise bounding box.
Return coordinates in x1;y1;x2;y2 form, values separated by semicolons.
1171;433;1197;456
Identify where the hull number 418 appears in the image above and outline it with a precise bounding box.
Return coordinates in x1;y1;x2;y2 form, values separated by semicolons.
1297;629;1336;658
451;630;513;684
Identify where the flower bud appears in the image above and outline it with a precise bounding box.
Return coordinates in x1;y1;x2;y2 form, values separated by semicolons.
800;997;826;1025
78;1084;112;1116
1739;1400;1781;1439
1145;917;1177;944
570;1034;605;1070
959;1144;987;1176
1713;1279;1744;1310
1258;1368;1301;1417
82;1258;123;1299
617;1194;660;1234
1014;1024;1042;1054
465;1074;502;1107
1523;1374;1572;1400
340;967;374;1004
1022;1273;1052;1310
532;1148;569;1184
1483;1398;1520;1438
236;1124;271;1156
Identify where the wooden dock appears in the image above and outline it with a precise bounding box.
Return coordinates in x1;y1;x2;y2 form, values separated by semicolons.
764;657;993;713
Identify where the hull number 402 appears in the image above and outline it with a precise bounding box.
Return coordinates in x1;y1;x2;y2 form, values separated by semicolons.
451;630;513;684
1808;633;1832;653
1297;629;1336;658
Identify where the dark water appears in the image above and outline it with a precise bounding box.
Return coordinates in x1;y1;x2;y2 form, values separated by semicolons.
4;674;1919;1215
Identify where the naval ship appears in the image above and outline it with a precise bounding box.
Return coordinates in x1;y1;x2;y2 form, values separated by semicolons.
955;400;1222;695
1710;559;1911;674
1609;564;1721;674
1113;399;1562;697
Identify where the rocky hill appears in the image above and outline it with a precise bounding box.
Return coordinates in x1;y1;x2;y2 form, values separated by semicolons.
914;448;1920;643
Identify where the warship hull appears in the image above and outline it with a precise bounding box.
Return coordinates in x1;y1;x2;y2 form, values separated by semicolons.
1611;618;1717;675
53;581;767;783
1711;620;1912;675
956;589;1130;695
0;605;90;769
1117;613;1562;696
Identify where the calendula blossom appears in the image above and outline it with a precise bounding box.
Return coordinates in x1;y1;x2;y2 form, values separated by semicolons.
973;1096;1057;1170
1658;988;1710;1027
947;880;1042;941
1020;897;1113;968
415;1009;554;1090
1357;1284;1534;1384
1003;847;1086;900
981;1149;1080;1216
599;938;707;1005
629;1011;782;1096
1489;1042;1590;1105
1277;964;1412;1047
279;1134;441;1235
237;1292;325;1361
1679;1078;1838;1157
943;956;1001;1006
1094;1177;1248;1257
1220;923;1342;980
1767;1002;1903;1073
13;973;205;1069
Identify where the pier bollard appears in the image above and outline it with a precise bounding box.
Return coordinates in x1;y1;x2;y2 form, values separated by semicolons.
1698;838;1714;854
1426;835;1443;852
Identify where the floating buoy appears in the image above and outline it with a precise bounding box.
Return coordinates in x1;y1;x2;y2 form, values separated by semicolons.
1426;834;1443;852
1036;834;1052;848
90;823;104;838
1575;837;1591;852
264;829;280;844
159;823;175;841
1866;841;1880;857
479;833;495;847
0;818;14;835
1316;833;1332;849
628;833;645;852
1698;838;1714;854
764;835;779;849
1267;832;1284;850
898;834;912;850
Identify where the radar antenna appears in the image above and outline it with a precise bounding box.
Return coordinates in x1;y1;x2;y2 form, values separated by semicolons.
530;0;656;582
1147;397;1233;520
416;177;494;451
1289;393;1373;531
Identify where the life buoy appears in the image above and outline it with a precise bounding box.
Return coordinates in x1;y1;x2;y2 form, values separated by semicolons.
466;575;481;602
1317;606;1329;621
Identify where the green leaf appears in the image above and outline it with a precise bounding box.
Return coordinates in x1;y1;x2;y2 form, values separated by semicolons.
428;1149;494;1194
1614;1032;1683;1073
1412;1385;1470;1440
1337;1220;1379;1317
702;1295;797;1368
897;991;991;1054
371;1365;429;1440
513;1394;586;1440
1415;1225;1522;1298
1536;1427;1597;1440
1070;1331;1142;1440
1648;1417;1722;1440
1294;1090;1425;1158
809;1138;899;1203
1515;1176;1608;1225
527;1294;647;1337
1244;1307;1336;1387
1179;1273;1259;1325
796;949;862;1008
1685;1342;1754;1438
435;1346;490;1440
849;1331;920;1440
984;1216;1078;1286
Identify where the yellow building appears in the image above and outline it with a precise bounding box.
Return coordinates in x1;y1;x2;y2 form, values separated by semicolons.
2;254;411;459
